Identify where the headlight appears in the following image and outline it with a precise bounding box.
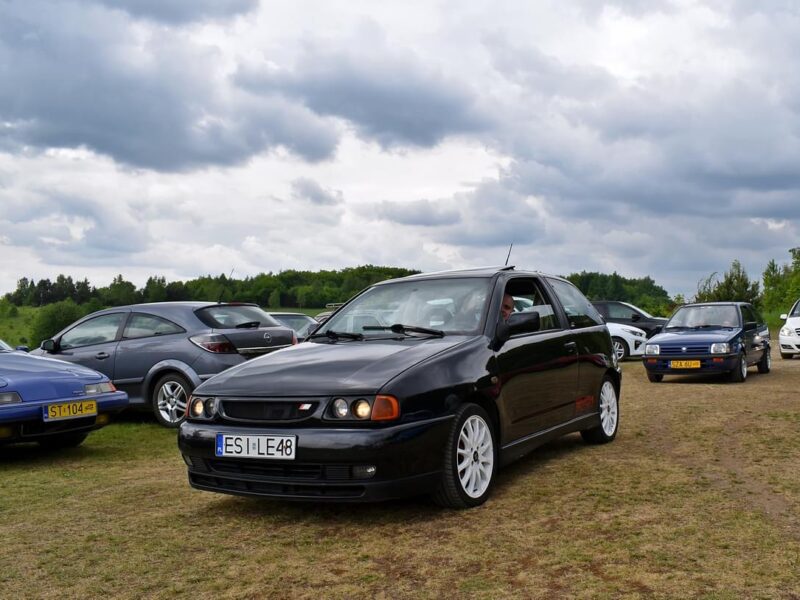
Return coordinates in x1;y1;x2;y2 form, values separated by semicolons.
645;344;660;355
352;399;371;419
187;396;216;419
327;396;400;421
332;398;349;418
0;392;22;404
710;343;730;354
781;326;793;337
84;382;116;394
622;328;645;338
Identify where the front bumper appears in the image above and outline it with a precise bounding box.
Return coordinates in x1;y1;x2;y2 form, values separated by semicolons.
779;334;800;355
629;338;645;357
0;391;129;443
642;354;738;375
178;416;453;502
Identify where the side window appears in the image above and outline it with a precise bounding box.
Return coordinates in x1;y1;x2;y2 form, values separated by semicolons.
123;313;184;340
593;303;609;317
547;279;604;329
61;314;125;349
607;302;633;319
504;278;559;331
741;305;757;325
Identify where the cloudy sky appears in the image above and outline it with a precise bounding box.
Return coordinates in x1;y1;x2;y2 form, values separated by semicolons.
1;0;799;297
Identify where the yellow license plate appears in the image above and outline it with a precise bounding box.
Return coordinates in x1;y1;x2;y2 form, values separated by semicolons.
43;400;98;422
670;360;701;369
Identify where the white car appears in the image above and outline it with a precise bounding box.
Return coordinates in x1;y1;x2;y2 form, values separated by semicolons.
778;299;800;359
606;322;647;360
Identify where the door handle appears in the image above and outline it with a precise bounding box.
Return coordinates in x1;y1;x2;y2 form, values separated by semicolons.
95;352;110;360
564;341;577;353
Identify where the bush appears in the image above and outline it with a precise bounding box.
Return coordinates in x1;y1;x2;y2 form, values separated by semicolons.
30;300;87;349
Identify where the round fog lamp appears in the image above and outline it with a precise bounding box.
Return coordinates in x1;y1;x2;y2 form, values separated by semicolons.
190;398;205;418
353;399;371;419
333;398;349;418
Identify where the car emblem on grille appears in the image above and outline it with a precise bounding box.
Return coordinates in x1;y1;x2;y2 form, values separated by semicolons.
681;347;687;352
263;333;272;343
299;403;312;411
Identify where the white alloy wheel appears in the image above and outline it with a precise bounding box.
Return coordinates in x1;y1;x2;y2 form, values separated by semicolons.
157;380;188;425
767;352;771;370
740;355;748;380
599;380;618;437
456;415;494;498
612;339;625;361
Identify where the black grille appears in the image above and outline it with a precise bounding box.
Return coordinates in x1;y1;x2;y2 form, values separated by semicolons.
795;329;800;336
20;416;96;436
659;344;709;355
190;473;364;498
221;400;317;422
205;459;355;481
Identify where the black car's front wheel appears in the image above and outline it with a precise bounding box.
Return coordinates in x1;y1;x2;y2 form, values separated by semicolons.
432;403;497;509
757;348;771;374
152;373;193;428
581;377;619;444
730;353;748;383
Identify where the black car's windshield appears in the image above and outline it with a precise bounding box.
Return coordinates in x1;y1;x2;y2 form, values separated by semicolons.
196;305;280;329
0;339;12;352
320;277;492;337
666;305;740;329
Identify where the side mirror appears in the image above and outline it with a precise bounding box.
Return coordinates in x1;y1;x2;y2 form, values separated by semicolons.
630;313;641;322
15;345;29;352
780;313;788;320
491;312;541;350
40;339;58;352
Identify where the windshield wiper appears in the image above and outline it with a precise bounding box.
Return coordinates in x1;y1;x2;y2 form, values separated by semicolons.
363;324;445;337
235;321;261;329
307;330;364;341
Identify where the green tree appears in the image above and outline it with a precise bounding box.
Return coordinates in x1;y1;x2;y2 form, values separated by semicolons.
694;260;761;306
30;299;87;348
268;289;281;308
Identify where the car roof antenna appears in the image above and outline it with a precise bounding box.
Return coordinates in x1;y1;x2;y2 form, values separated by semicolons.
218;268;235;304
504;243;513;266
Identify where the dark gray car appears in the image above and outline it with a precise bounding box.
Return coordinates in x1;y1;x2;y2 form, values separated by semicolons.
30;302;296;427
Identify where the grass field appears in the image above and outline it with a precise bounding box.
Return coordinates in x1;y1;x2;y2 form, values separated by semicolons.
2;358;800;598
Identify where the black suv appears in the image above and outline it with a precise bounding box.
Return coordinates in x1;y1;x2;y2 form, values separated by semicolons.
592;300;667;338
31;302;295;427
179;267;621;508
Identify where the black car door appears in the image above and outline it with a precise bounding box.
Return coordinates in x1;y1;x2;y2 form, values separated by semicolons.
493;277;579;442
52;312;127;379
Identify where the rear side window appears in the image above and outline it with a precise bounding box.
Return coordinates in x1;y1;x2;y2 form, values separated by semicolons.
123;313;184;339
547;279;604;329
504;278;560;331
196;305;279;329
61;313;125;349
607;302;634;319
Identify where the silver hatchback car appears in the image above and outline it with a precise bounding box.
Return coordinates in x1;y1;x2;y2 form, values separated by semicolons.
31;302;296;427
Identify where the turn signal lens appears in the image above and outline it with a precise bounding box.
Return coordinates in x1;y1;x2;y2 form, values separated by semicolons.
84;382;116;394
371;395;399;421
0;392;22;404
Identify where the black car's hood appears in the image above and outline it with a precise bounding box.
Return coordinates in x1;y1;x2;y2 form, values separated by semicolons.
651;328;739;345
196;336;473;396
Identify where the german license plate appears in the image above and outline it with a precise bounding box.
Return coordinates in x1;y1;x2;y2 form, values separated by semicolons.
670;360;701;369
43;400;98;421
215;434;296;460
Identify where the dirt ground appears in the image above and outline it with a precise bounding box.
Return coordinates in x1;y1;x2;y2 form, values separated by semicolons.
1;355;800;599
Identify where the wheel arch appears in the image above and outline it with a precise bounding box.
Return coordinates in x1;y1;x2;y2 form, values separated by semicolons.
142;360;201;402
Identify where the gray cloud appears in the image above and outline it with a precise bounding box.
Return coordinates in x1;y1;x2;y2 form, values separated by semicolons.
291;178;343;206
91;0;257;24
374;199;460;227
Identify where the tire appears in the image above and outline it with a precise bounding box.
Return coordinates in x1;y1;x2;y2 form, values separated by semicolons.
152;373;193;428
729;353;748;383
757;348;771;374
611;337;629;361
581;377;619;444
432;403;497;509
647;372;663;383
38;433;88;449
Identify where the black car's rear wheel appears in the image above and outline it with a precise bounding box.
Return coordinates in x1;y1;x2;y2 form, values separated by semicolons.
730;353;748;383
153;373;192;428
432;403;497;509
647;372;663;383
757;348;771;374
581;377;619;444
38;432;88;449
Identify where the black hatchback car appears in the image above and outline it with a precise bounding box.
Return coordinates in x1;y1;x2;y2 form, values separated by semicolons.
643;302;770;383
179;267;621;508
592;301;667;338
31;303;295;427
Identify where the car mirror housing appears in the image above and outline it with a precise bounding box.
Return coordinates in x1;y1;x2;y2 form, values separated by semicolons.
630;313;641;322
780;313;788;320
508;311;541;335
744;321;758;331
15;345;29;352
40;339;57;352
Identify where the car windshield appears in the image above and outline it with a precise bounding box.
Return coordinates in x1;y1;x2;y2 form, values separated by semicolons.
791;301;800;317
0;339;12;352
195;305;280;329
273;314;316;336
666;305;740;329
622;302;654;319
320;277;492;336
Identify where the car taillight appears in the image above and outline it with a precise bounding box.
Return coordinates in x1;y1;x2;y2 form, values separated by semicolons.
189;334;237;354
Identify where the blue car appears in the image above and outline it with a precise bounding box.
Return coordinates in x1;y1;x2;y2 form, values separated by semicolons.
643;302;771;383
0;342;129;448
